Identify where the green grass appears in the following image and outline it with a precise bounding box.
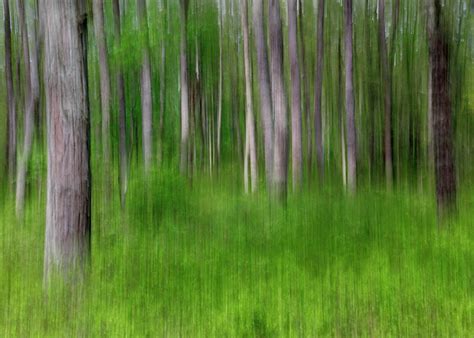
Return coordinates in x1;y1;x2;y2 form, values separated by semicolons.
0;167;473;336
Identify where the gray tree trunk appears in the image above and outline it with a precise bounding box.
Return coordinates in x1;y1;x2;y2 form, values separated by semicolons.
43;0;91;281
137;0;153;172
428;0;456;216
4;0;17;187
241;0;258;193
314;0;325;179
344;0;357;193
113;0;128;208
288;0;302;191
158;0;168;165
93;0;112;186
16;0;38;216
378;0;393;189
253;0;274;189
269;0;289;200
180;0;190;175
216;0;223;165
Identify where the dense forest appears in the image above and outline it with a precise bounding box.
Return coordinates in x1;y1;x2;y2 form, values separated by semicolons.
0;0;473;336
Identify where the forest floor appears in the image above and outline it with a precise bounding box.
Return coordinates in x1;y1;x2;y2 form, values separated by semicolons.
0;167;472;337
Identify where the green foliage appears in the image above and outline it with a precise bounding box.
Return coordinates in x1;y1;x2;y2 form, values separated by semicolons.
0;171;473;336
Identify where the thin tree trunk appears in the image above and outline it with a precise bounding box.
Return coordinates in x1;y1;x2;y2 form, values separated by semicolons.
113;0;128;208
43;0;91;281
137;0;153;172
288;0;302;191
216;0;223;166
344;0;357;193
338;28;347;188
253;0;274;189
378;0;393;189
158;0;167;165
314;0;325;179
93;0;112;188
428;0;456;216
241;0;257;193
180;0;190;175
4;0;17;187
270;0;289;201
16;0;38;216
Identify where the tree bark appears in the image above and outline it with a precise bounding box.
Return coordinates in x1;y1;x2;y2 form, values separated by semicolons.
269;0;288;200
428;0;456;216
241;0;258;193
180;0;190;175
4;0;17;187
16;0;38;216
113;0;128;208
43;0;91;281
378;0;393;189
216;0;223;166
93;0;112;187
137;0;153;172
344;0;357;193
288;0;302;191
253;0;274;189
314;0;325;179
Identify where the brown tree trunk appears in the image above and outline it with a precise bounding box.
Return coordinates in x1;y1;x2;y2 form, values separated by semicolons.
241;0;258;193
16;0;38;216
314;0;325;179
113;0;128;208
428;0;456;216
253;0;274;189
270;0;289;201
137;0;153;172
288;0;302;191
4;0;17;187
378;0;393;189
180;0;190;175
43;0;91;281
344;0;357;193
93;0;112;188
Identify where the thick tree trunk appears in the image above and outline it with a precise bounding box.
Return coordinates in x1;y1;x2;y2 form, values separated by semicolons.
241;0;258;193
137;0;153;172
378;0;393;189
4;0;17;187
428;0;456;216
344;0;357;193
288;0;302;191
43;0;91;281
253;0;274;189
93;0;112;187
180;0;190;175
314;0;325;179
113;0;128;208
16;0;38;216
269;0;289;200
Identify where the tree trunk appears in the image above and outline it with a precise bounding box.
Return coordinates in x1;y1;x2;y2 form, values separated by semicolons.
4;0;17;188
428;0;456;216
253;0;274;189
93;0;112;188
241;0;258;193
216;0;223;166
378;0;393;189
344;0;357;193
113;0;128;208
314;0;325;179
269;0;289;200
158;0;167;165
137;0;153;172
43;0;91;281
180;0;190;175
288;0;302;191
16;0;38;216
